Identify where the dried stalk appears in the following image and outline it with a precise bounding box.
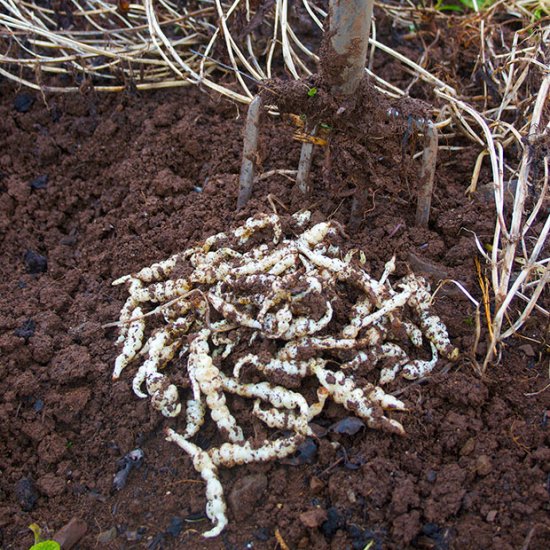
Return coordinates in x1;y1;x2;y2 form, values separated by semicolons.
415;121;438;227
237;95;262;209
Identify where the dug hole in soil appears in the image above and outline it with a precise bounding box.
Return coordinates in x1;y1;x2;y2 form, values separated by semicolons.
0;59;549;550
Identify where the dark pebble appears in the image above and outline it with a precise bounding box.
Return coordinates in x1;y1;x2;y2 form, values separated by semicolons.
33;399;44;412
112;449;144;492
253;528;270;541
14;319;36;341
165;516;183;538
30;175;49;190
422;523;440;536
280;437;318;465
426;470;437;483
321;507;344;538
329;417;365;435
24;250;48;274
15;477;38;511
14;93;35;113
50;106;62;123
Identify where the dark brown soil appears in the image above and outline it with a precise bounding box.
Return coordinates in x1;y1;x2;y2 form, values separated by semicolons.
1;16;549;550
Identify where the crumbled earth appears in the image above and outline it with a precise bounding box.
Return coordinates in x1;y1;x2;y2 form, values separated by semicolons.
0;26;549;550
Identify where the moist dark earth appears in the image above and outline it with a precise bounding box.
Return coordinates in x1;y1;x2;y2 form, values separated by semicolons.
1;21;549;550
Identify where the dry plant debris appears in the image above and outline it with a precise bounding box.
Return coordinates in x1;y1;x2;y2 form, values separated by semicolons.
111;210;458;537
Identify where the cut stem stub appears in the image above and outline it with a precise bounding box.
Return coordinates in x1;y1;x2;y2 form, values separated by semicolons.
237;95;262;209
415;121;438;227
295;125;317;194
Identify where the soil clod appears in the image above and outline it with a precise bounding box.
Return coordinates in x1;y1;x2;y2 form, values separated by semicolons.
228;474;268;522
321;506;345;538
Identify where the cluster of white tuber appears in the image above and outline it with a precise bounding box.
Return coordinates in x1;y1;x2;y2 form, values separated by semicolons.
111;210;458;537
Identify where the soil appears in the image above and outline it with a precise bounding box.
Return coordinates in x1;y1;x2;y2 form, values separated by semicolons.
1;9;549;550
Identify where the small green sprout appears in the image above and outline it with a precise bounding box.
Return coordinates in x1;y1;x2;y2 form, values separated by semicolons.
29;524;60;550
319;122;332;130
464;316;475;327
307;87;318;98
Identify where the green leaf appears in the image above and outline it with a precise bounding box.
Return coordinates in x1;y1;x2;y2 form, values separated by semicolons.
307;87;318;98
437;4;464;11
30;542;61;550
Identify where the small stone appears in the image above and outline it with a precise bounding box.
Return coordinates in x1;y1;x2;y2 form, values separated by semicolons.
97;527;117;543
309;476;324;493
24;250;48;274
460;437;476;456
280;438;318;465
228;474;268;522
486;510;497;522
426;470;437;483
53;517;87;549
14;93;35;113
329;417;365;435
299;508;328;528
30;175;49;190
476;455;493;476
15;477;38;511
38;433;67;464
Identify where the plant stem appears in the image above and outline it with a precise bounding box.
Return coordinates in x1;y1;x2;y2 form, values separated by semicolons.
237;95;262;209
415;121;438;227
